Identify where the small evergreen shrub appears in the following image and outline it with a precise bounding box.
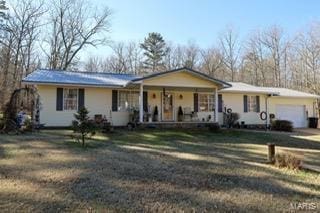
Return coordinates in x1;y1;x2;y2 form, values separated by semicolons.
72;107;96;147
274;152;302;170
272;120;293;132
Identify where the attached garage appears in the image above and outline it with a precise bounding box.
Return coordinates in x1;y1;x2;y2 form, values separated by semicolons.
220;82;319;128
275;105;306;128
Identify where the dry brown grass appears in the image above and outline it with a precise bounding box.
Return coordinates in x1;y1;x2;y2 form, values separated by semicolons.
0;129;319;212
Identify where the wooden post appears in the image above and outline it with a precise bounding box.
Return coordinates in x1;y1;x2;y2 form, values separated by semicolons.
267;143;275;163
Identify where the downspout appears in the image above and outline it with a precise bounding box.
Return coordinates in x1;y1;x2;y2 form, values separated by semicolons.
265;94;270;130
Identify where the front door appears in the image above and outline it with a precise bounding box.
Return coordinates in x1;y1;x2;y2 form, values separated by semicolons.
162;92;174;121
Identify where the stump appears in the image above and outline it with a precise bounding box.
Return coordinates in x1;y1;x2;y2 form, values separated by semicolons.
267;143;275;163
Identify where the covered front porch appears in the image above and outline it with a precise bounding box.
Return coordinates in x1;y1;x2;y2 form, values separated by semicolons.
136;85;219;124
111;68;230;126
129;68;227;125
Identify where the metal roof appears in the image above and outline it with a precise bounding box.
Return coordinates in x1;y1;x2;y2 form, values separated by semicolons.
23;70;318;98
220;82;320;98
23;69;138;87
23;67;231;88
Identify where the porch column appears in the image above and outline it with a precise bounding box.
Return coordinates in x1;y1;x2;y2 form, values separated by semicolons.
215;88;218;122
139;83;144;123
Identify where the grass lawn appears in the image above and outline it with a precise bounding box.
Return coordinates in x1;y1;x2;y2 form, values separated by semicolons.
0;129;319;212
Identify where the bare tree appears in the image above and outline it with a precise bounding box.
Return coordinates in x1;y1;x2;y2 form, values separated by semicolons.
219;26;241;81
0;0;44;107
126;41;143;74
261;25;289;87
183;40;200;69
242;30;268;86
292;22;320;93
200;47;224;78
45;0;111;70
84;56;101;72
164;43;184;70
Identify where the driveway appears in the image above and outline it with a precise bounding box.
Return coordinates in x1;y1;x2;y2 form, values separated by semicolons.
294;128;320;136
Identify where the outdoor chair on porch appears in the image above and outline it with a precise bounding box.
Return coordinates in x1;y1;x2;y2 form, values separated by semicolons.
183;107;192;121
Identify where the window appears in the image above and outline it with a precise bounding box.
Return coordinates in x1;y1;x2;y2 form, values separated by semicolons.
199;94;215;112
118;91;139;111
248;95;257;112
63;88;78;110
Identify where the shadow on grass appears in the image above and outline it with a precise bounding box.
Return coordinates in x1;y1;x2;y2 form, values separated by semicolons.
0;129;319;211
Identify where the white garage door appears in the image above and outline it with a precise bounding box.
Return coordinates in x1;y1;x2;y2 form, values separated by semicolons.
276;105;306;128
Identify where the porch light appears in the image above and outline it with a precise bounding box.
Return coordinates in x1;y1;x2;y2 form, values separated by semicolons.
153;93;156;99
179;94;183;100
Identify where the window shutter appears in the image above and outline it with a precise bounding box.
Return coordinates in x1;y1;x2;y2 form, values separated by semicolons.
243;95;248;113
194;93;198;112
143;91;148;112
256;95;260;112
112;90;118;112
78;89;85;109
56;88;63;111
218;94;223;112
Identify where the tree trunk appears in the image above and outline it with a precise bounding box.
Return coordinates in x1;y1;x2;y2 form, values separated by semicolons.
82;134;85;147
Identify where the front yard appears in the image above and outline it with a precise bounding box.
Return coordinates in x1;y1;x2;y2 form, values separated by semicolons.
0;129;319;212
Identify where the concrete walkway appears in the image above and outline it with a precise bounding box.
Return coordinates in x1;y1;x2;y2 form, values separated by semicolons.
294;128;320;135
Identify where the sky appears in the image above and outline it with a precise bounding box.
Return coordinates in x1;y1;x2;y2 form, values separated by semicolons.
84;0;320;58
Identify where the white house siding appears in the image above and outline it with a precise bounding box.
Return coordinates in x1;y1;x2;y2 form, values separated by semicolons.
37;85;217;127
218;93;267;125
37;85;117;126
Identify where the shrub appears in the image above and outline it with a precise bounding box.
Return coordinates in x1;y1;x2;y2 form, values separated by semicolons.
225;112;240;128
274;152;302;170
208;123;220;132
272;120;293;132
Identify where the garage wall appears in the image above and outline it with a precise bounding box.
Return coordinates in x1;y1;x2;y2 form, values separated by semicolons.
218;92;317;127
269;97;316;127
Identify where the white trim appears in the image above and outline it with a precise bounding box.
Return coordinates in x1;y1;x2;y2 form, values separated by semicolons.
198;92;215;113
161;92;175;121
62;88;78;111
266;96;270;128
215;89;218;122
117;90;140;112
139;83;143;123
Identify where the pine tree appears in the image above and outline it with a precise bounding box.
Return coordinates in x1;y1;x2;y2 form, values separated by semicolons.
72;107;96;147
140;32;168;72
